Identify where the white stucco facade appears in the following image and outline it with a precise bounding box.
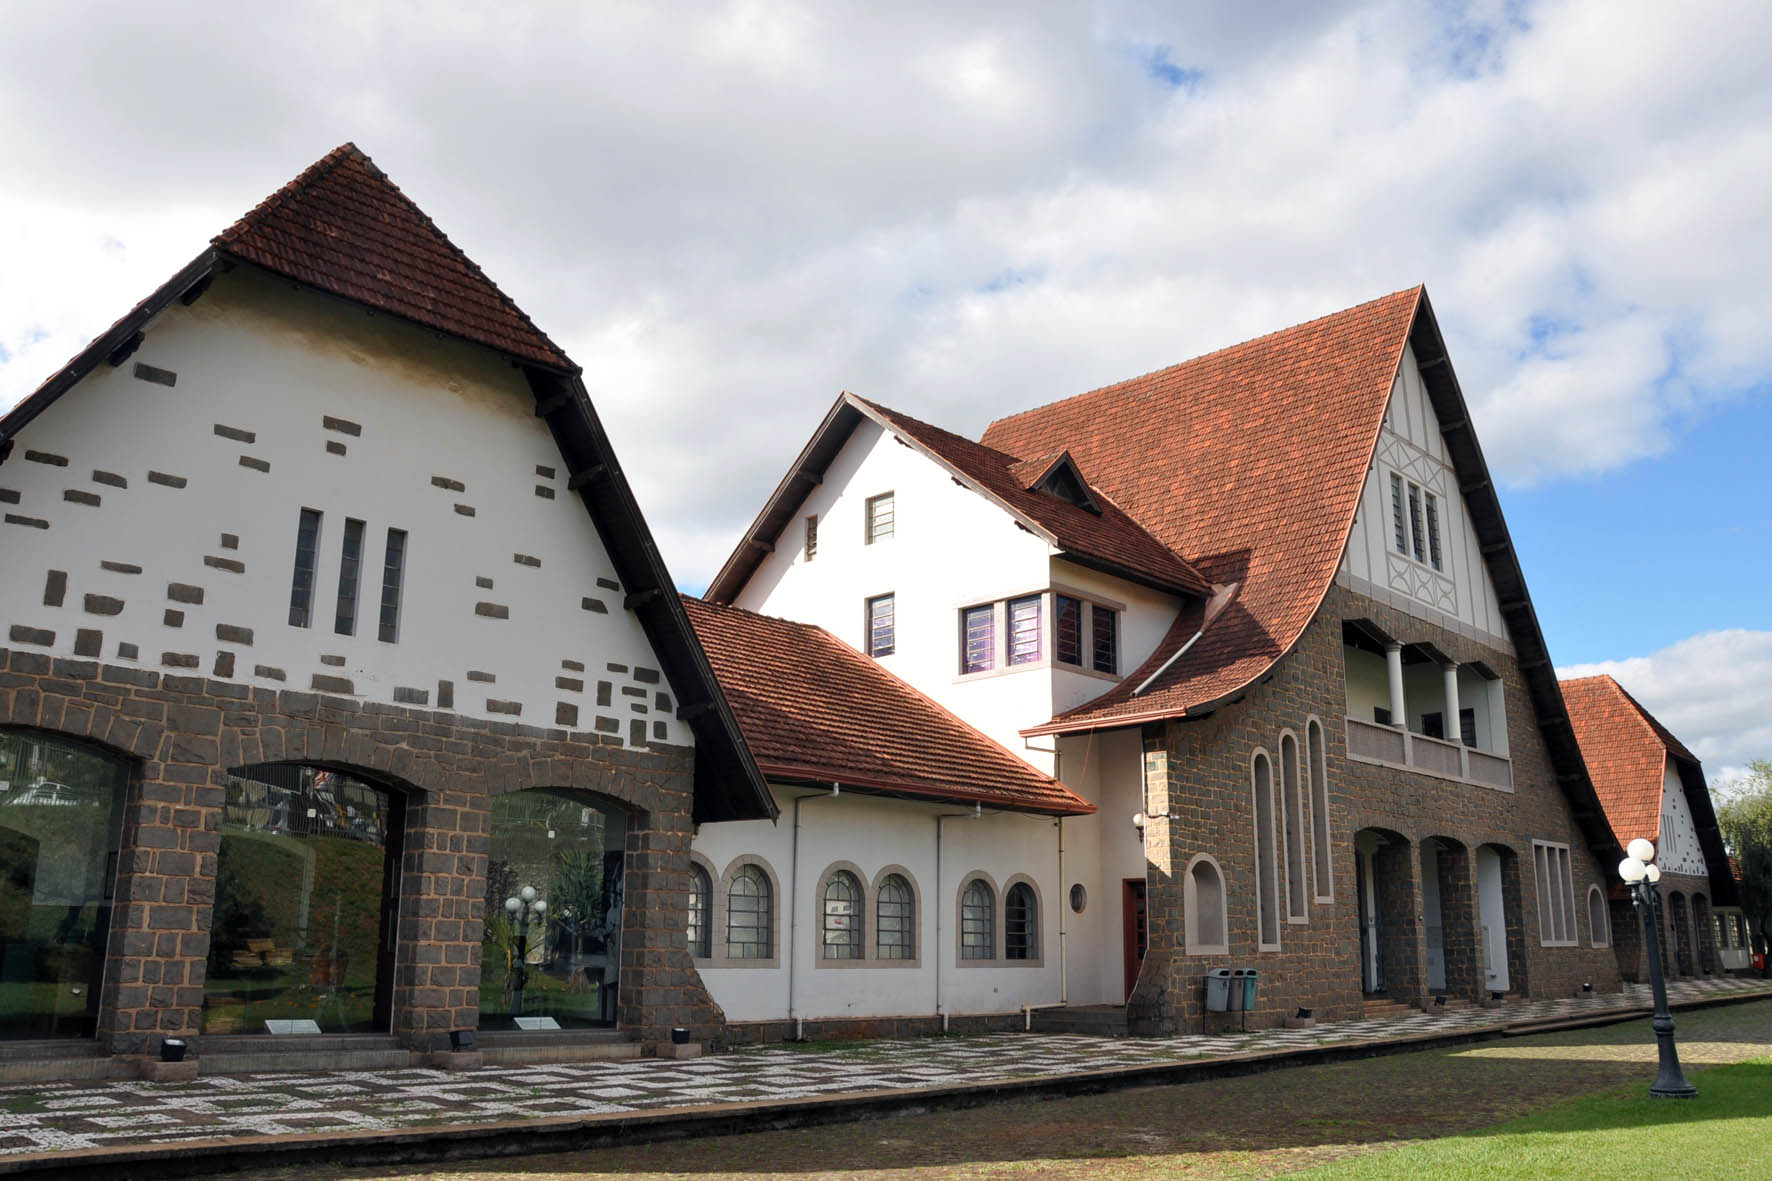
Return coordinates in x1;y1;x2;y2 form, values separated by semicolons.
1658;759;1709;877
0;270;687;749
1339;343;1510;651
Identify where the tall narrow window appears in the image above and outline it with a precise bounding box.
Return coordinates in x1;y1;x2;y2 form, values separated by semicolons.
377;528;407;644
1407;484;1426;562
1092;607;1118;675
1280;733;1306;921
727;864;772;959
865;492;895;543
961;604;996;674
1005;883;1038;960
877;874;914;960
1253;751;1279;948
1533;840;1577;946
1308;720;1332;901
1423;491;1443;571
1055;595;1083;665
1390;473;1408;555
803;513;818;560
960;878;994;959
822;871;862;959
288;508;323;628
334;518;366;636
687;863;712;959
1008;595;1043;665
866;593;895;657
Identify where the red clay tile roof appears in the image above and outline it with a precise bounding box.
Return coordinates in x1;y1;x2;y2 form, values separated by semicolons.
855;398;1213;597
213;143;574;371
684;596;1094;816
983;288;1422;729
1561;673;1692;848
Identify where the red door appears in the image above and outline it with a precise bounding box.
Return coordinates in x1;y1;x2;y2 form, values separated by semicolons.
1123;878;1148;1002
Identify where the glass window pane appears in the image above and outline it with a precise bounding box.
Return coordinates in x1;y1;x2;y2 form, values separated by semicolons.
867;594;896;657
877;875;913;960
1005;884;1037;960
479;788;626;1030
204;765;401;1035
0;730;127;1040
962;605;996;674
822;872;861;959
728;865;772;959
961;880;994;960
1008;595;1042;665
1092;607;1117;675
1055;596;1082;666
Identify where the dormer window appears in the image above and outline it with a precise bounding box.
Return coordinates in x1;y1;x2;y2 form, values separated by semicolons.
1019;451;1101;514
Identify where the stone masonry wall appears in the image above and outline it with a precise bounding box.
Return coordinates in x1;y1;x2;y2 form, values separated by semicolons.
1131;583;1621;1034
0;645;717;1056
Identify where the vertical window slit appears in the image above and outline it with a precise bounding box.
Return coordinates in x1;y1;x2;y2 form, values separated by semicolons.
288;508;323;628
334;518;365;636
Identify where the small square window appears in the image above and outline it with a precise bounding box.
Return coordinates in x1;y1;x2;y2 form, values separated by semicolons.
865;492;895;544
866;593;895;657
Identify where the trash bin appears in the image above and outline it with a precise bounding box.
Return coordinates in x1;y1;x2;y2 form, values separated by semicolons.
1226;968;1246;1012
1205;968;1234;1012
1239;968;1259;1011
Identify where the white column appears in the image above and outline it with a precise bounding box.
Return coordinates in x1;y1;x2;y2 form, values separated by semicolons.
1442;662;1462;740
1385;643;1406;728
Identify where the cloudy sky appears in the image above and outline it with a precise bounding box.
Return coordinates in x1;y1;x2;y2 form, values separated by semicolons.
3;0;1768;776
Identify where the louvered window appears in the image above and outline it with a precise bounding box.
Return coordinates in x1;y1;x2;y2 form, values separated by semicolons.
1407;484;1426;562
804;513;818;560
961;604;995;673
1424;492;1443;571
865;492;895;543
1008;595;1042;665
1390;473;1408;554
866;593;895;657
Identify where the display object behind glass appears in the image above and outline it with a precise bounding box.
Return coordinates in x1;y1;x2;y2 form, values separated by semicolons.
0;731;127;1039
479;789;626;1030
202;765;404;1035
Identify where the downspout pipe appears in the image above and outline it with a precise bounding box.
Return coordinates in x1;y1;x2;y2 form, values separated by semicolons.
1132;581;1241;698
788;783;839;1040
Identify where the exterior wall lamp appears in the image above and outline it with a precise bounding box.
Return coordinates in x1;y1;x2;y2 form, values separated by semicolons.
1618;837;1697;1099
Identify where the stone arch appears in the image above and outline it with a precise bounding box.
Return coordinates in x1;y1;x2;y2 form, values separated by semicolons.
1476;842;1527;995
1183;853;1229;956
1354;826;1422;1001
1421;835;1479;998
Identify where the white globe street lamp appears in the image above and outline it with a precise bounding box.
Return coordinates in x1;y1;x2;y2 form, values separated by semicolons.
505;885;548;1020
1618;841;1695;1099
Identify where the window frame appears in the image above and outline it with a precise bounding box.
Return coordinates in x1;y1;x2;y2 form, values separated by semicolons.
1307;718;1333;902
872;866;920;967
958;873;997;962
1183;853;1230;955
1390;470;1447;574
334;517;367;636
960;602;997;674
803;513;818;561
865;491;895;544
1252;749;1281;951
1532;839;1579;947
1091;603;1118;675
1587;883;1610;949
1003;877;1042;964
1055;593;1083;667
377;527;407;644
287;508;323;629
718;856;780;966
1006;594;1043;666
866;593;896;657
819;865;864;962
686;855;715;961
1279;730;1308;923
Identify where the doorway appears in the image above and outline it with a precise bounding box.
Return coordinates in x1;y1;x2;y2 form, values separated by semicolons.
1356;844;1383;993
1122;878;1147;1002
1476;845;1511;992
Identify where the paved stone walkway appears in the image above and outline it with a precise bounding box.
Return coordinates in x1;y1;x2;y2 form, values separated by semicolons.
0;977;1766;1160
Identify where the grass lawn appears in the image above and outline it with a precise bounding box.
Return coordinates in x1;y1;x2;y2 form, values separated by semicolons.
1307;1056;1772;1178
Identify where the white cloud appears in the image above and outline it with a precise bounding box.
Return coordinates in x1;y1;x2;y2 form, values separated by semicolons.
2;0;1771;593
1559;630;1772;777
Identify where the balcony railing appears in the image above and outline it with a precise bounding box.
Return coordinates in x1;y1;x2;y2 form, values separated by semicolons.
1345;716;1513;791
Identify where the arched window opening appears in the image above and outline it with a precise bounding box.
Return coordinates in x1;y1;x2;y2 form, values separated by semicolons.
822;870;862;959
1005;883;1038;960
1252;751;1280;948
687;862;712;960
1185;855;1228;955
1308;720;1332;901
960;878;995;960
1587;884;1609;948
876;874;914;960
1280;733;1306;920
727;864;773;959
204;764;405;1035
0;729;128;1040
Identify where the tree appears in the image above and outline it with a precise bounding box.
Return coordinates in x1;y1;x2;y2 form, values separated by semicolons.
1715;759;1772;961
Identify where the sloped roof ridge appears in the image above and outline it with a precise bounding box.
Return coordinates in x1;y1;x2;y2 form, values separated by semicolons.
986;285;1425;444
1562;673;1701;767
214;142;575;372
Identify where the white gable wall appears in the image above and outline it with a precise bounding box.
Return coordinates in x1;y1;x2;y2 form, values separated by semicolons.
1339;343;1510;650
0;270;686;746
1659;759;1709;877
735;418;1059;773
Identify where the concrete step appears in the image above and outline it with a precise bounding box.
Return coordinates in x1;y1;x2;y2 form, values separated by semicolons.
478;1029;643;1066
1029;1005;1130;1037
1361;999;1416;1020
196;1034;415;1076
0;1041;133;1083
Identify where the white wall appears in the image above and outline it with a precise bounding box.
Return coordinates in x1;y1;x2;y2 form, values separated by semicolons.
1659;759;1709;877
1049;558;1179;716
1056;727;1147;1005
692;785;1073;1021
1340;343;1509;647
0;270;685;748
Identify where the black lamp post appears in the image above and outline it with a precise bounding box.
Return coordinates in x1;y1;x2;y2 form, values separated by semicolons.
1619;838;1696;1099
504;885;548;1019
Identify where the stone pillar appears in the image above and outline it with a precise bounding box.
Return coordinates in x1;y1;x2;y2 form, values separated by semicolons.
392;786;488;1052
1436;844;1482;1000
1442;662;1461;739
1385;643;1407;728
1374;837;1428;1007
